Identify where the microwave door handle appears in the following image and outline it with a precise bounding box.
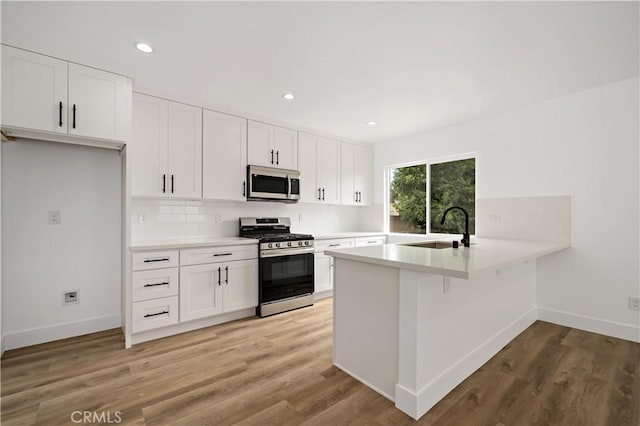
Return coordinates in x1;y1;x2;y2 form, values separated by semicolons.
286;176;291;198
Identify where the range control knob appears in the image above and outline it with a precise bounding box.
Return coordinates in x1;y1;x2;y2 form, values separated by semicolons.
268;243;273;248
305;241;310;246
275;243;281;248
298;241;303;246
287;242;292;247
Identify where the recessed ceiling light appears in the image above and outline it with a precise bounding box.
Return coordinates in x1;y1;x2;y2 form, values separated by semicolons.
282;93;295;100
135;42;153;53
367;121;377;126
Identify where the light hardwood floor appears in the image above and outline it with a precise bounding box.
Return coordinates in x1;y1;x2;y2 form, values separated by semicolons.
1;298;638;425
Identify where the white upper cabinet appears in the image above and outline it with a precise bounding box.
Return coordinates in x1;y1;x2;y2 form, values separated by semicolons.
67;63;131;141
1;45;68;134
1;45;131;146
202;109;247;201
247;120;298;170
168;101;202;199
340;142;372;206
298;132;340;204
131;93;202;199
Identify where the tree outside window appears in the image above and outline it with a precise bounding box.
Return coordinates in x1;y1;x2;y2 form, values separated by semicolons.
388;157;475;235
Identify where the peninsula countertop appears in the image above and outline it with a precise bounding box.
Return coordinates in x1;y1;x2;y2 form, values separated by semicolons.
325;238;570;279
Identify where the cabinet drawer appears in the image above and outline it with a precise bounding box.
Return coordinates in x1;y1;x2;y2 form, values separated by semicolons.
132;250;179;271
132;296;179;333
355;236;386;247
132;268;179;302
315;238;354;253
180;245;258;266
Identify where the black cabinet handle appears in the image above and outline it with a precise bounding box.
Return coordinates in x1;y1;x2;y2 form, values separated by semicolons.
162;174;166;193
242;181;246;197
318;188;321;201
171;175;174;194
329;244;341;247
72;104;76;129
225;266;229;284
144;258;170;263
322;188;325;201
143;282;170;288
270;150;274;164
58;101;63;127
276;150;279;165
213;252;232;257
217;267;221;285
355;191;358;202
144;311;169;318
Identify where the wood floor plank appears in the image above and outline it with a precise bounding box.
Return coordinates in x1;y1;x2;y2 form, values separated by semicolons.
1;299;638;426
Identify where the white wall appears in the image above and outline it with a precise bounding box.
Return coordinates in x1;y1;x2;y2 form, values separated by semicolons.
1;140;122;349
131;198;369;242
372;77;639;339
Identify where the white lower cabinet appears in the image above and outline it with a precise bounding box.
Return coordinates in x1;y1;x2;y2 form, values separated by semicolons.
355;236;386;247
180;258;258;322
314;238;355;293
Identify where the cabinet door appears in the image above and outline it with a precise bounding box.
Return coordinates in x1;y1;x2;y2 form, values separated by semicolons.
314;253;332;292
340;142;356;205
298;132;319;203
180;263;224;322
202;110;247;201
222;259;258;313
168;101;202;198
1;45;68;133
317;136;341;204
272;126;298;170
247;120;273;167
131;94;169;197
68;63;131;141
354;145;372;206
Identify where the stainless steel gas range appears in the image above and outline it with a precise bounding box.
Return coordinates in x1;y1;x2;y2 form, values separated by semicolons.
239;217;314;317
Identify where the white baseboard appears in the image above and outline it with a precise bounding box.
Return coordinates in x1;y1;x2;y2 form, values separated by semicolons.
397;307;537;420
129;308;255;347
3;313;122;351
314;289;333;301
334;361;396;402
538;307;640;343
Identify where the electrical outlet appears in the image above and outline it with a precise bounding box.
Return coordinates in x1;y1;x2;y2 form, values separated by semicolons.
216;212;223;224
48;210;61;225
138;212;148;224
63;290;79;305
629;297;640;311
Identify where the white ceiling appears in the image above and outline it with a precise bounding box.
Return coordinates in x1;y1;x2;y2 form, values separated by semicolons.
2;1;638;143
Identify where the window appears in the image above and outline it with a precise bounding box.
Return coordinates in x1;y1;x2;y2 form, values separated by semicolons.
387;156;476;235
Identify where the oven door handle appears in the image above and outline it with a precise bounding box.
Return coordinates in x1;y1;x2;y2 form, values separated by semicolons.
261;247;315;258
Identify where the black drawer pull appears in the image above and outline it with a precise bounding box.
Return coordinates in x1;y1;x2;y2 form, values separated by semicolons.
328;244;340;247
144;311;169;318
143;282;169;288
213;253;232;257
143;258;170;263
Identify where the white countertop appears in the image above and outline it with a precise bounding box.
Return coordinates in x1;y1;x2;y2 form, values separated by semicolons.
310;232;386;240
130;237;258;251
326;238;570;279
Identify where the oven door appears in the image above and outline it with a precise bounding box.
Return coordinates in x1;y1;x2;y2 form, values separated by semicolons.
259;251;314;303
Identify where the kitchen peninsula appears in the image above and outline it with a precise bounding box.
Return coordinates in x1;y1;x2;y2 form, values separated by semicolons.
326;238;569;420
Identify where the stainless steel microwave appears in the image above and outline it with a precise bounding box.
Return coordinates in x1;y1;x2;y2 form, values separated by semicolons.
247;165;300;202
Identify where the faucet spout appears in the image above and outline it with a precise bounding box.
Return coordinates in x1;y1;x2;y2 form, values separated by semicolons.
440;206;470;247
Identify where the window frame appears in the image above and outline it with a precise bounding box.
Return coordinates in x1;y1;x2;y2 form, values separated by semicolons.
384;152;478;237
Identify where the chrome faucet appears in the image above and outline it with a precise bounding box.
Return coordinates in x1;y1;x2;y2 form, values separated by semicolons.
440;206;470;247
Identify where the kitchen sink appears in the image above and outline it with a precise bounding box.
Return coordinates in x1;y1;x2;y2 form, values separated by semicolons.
401;240;453;249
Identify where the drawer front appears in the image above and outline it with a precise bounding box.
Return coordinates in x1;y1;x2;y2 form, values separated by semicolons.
315;238;354;253
132;268;179;302
180;244;258;266
355;236;386;247
132;296;179;333
132;250;179;271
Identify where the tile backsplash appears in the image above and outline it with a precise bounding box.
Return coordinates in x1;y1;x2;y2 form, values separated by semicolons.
130;198;370;242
